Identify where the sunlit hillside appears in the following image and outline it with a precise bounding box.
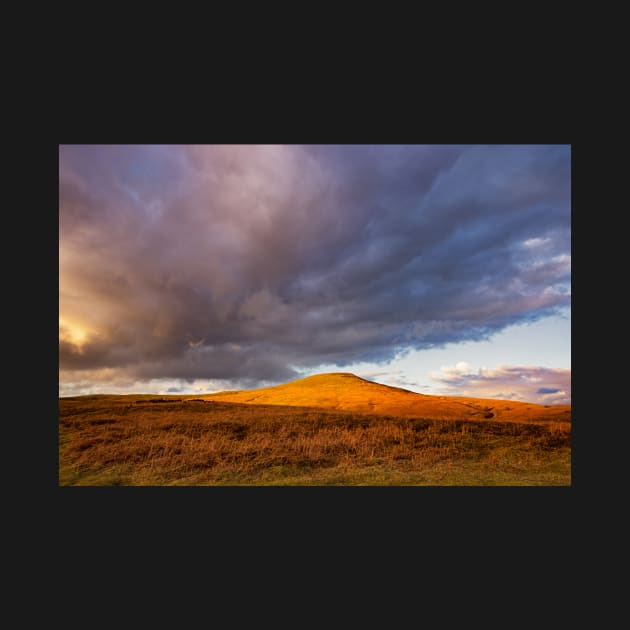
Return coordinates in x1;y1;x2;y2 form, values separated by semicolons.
202;372;571;424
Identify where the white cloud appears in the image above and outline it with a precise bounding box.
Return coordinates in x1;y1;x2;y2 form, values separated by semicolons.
357;370;403;379
428;364;571;405
430;361;473;382
59;375;237;398
523;237;551;248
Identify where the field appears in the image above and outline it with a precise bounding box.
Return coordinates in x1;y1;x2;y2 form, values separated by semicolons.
59;394;571;486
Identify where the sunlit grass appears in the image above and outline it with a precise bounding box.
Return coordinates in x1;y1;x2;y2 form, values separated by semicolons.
59;396;570;486
203;372;571;424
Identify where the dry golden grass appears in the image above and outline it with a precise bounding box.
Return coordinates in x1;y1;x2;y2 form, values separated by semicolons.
59;393;571;486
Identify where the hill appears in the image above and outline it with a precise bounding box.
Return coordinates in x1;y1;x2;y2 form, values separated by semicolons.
201;372;570;423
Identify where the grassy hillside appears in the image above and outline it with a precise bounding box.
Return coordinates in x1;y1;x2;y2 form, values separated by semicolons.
203;372;571;424
59;395;571;486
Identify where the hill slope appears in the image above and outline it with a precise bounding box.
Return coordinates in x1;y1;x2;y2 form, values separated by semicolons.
202;372;570;423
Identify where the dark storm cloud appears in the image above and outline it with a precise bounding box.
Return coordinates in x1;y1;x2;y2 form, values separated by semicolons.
537;387;560;394
59;145;571;386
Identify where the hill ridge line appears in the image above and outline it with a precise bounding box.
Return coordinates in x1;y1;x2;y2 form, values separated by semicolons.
200;372;570;423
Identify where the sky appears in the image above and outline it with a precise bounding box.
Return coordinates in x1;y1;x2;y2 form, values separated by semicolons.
59;145;571;404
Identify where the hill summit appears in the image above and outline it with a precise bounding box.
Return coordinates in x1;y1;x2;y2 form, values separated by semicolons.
203;372;570;423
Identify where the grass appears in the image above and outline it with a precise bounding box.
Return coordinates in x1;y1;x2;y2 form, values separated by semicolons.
59;396;571;486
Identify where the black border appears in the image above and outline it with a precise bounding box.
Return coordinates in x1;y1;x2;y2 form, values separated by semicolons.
49;94;581;592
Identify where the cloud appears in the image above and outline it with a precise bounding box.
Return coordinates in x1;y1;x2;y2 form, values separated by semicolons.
428;362;473;382
59;145;571;390
429;364;571;405
357;370;403;380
